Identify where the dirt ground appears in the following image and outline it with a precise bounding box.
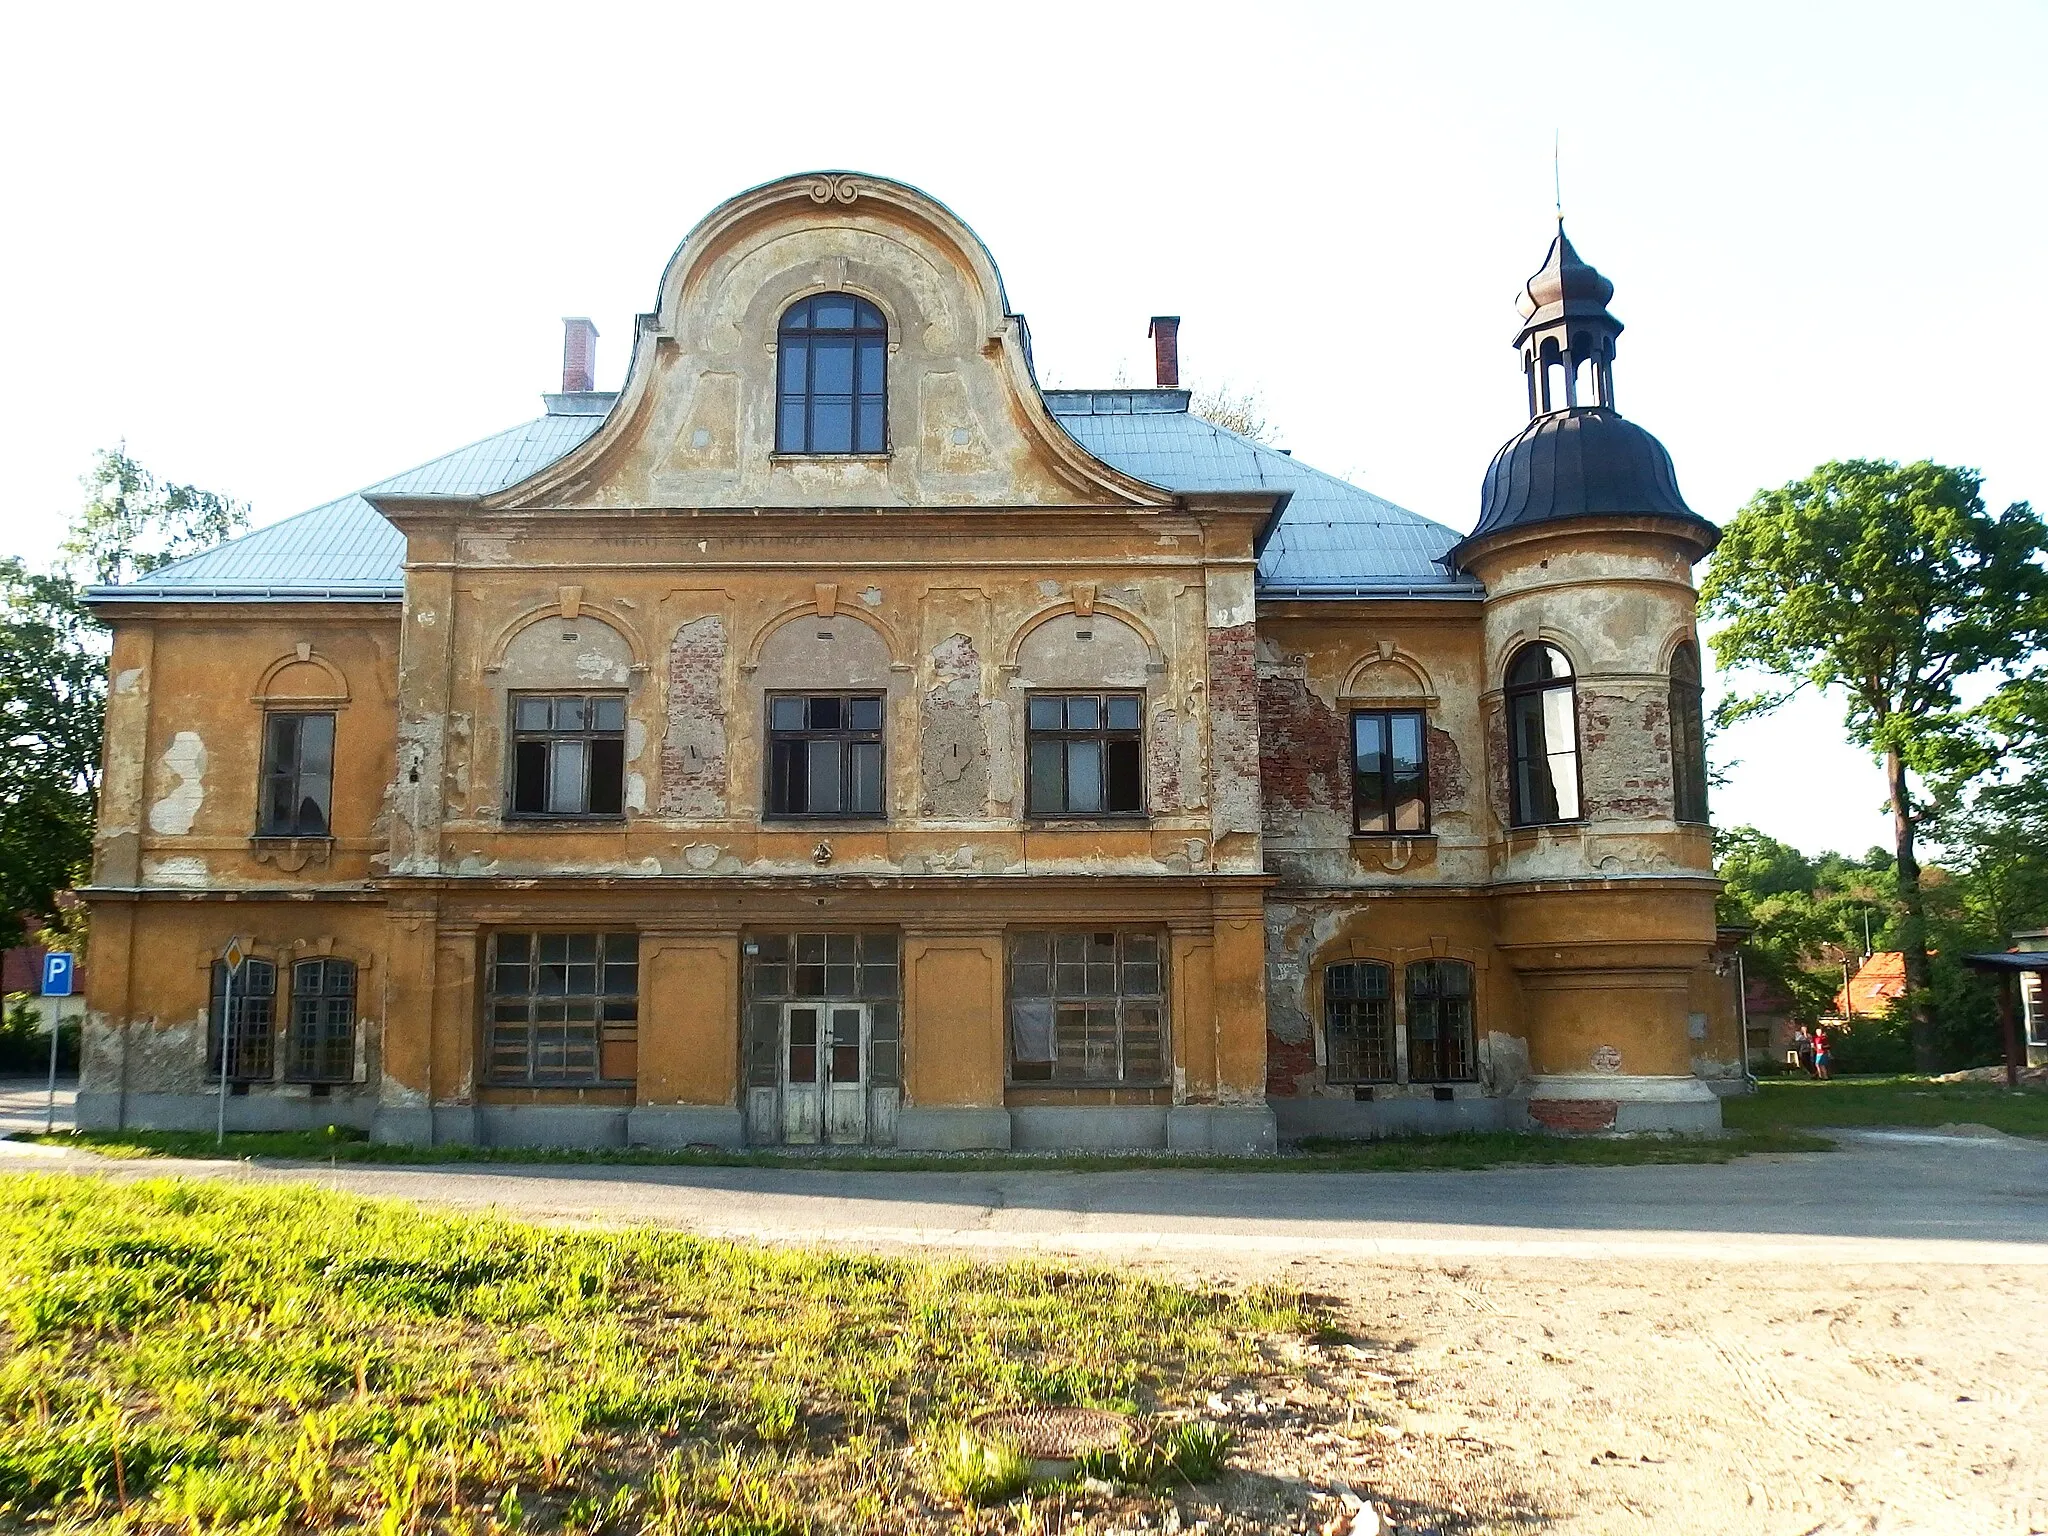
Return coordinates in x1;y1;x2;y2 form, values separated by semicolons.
1146;1257;2048;1536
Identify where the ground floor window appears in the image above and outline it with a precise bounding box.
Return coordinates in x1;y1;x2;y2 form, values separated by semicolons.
288;958;356;1082
207;957;277;1081
1320;956;1477;1085
1324;960;1395;1083
487;932;638;1085
1406;959;1477;1082
742;932;902;1090
1007;929;1165;1084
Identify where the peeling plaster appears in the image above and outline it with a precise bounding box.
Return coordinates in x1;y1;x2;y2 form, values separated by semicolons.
661;616;728;819
142;856;211;887
114;667;144;695
147;732;207;834
920;633;989;818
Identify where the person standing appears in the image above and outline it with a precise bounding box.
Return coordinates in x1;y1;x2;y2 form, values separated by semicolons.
1792;1025;1814;1076
1811;1024;1832;1082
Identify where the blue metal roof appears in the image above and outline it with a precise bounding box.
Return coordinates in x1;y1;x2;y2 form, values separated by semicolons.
1046;391;1477;596
91;388;1471;603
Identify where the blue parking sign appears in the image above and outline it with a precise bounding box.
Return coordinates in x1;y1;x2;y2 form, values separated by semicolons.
41;952;75;997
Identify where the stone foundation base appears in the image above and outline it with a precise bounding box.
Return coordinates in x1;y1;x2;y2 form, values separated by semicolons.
1271;1092;1527;1141
77;1089;377;1136
1520;1074;1722;1134
893;1107;1012;1151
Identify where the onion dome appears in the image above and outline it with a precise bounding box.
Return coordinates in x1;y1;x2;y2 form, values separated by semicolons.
1515;225;1619;344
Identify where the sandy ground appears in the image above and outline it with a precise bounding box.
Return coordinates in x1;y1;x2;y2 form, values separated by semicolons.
4;1085;2044;1534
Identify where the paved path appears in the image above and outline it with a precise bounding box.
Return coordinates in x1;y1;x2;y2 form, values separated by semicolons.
5;1123;2044;1264
0;1077;72;1137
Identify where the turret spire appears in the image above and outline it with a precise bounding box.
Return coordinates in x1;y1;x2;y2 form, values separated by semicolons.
1515;224;1622;416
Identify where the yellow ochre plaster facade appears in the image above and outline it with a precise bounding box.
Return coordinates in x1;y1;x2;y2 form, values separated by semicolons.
79;172;1736;1150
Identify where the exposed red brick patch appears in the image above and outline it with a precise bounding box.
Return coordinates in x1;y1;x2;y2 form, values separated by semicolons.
1426;724;1468;812
1530;1098;1619;1132
660;615;727;818
1580;690;1673;820
1208;622;1262;838
1266;1028;1319;1098
1257;667;1347;830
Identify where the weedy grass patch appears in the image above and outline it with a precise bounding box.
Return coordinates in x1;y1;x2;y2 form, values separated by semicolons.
18;1124;1829;1171
1722;1076;2048;1137
0;1174;1308;1533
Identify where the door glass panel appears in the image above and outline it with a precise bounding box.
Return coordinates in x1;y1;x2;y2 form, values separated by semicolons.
1066;739;1103;812
787;1007;819;1083
830;1008;862;1084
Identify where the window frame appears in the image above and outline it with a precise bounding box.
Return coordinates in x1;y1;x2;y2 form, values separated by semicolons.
485;930;639;1087
1668;641;1710;825
763;692;887;822
1349;708;1431;836
207;956;277;1083
287;957;357;1084
1005;928;1168;1087
1023;691;1147;820
506;692;628;821
1323;960;1397;1084
1405;958;1478;1084
256;710;336;838
774;293;890;456
1504;643;1584;828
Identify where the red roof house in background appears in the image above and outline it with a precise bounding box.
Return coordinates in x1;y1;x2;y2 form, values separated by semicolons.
1834;951;1908;1018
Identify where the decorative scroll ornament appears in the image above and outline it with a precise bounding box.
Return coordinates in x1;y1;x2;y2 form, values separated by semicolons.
808;175;861;205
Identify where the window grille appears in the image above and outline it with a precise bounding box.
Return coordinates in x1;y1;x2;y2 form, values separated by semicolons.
207;957;277;1081
1406;958;1477;1083
1324;961;1396;1083
288;958;356;1083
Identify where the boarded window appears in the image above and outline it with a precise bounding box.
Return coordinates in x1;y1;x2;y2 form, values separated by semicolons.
508;694;626;818
259;712;335;836
1406;958;1477;1083
1324;961;1395;1083
288;958;357;1083
1007;930;1166;1084
207;957;277;1081
488;932;638;1085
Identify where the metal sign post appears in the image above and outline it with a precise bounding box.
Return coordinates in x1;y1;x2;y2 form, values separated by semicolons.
40;952;75;1136
217;939;245;1147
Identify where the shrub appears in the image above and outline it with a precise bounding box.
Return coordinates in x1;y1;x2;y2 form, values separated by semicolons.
927;1426;1030;1505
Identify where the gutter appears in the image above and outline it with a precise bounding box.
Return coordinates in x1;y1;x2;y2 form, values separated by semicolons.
85;586;404;604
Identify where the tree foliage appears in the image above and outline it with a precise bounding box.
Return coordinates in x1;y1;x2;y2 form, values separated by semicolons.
1188;384;1276;445
0;450;246;948
1701;459;2048;1068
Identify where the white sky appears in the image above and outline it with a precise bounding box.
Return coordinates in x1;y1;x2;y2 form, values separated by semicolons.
3;0;2042;860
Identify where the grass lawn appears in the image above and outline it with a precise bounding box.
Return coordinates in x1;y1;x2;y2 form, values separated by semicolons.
0;1174;1311;1533
15;1124;1830;1171
1722;1075;2048;1138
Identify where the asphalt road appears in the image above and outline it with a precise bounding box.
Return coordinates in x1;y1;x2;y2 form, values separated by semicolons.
2;1083;2042;1264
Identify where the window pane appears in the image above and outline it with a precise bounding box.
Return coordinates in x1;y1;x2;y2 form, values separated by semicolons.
555;697;587;732
771;695;806;732
812;338;854;394
513;741;549;814
267;774;297;836
770;739;806;815
848;695;882;732
298;713;334;774
548;739;587;813
1028;696;1063;731
1106;695;1141;731
1065;740;1103;812
1543;687;1581;819
1064;695;1099;730
807;738;843;814
811;399;852;453
781;302;810;332
849;741;882;815
1028;738;1063;814
1390;712;1427;832
809;695;842;730
1105;738;1143;812
515;696;551;732
778;397;807;451
856;341;885;392
586;738;624;816
855;397;885;453
778;340;807;392
1354;713;1388;832
813;296;855;330
591;696;625;733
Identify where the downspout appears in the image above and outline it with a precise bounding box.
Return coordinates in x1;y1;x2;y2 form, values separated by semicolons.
1735;950;1752;1090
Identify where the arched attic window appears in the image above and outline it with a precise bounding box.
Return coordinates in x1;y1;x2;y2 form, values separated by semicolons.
1506;643;1581;826
777;294;887;454
1669;641;1709;824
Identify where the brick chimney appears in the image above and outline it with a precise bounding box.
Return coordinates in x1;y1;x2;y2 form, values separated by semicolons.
561;317;598;393
1148;315;1180;389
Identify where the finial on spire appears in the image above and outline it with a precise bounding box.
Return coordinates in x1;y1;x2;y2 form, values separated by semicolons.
1553;129;1563;226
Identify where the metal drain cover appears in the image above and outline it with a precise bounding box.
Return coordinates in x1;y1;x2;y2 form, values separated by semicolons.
973;1406;1131;1458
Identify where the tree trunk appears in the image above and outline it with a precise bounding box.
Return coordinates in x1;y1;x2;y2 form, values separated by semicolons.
1887;745;1937;1071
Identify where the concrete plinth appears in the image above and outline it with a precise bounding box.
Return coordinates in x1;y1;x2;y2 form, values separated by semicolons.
1521;1074;1722;1134
626;1106;745;1149
893;1107;1012;1150
1166;1105;1277;1154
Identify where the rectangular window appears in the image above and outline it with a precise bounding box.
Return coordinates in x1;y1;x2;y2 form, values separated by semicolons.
487;931;638;1085
1406;959;1477;1083
1351;710;1429;835
1025;693;1145;817
509;694;626;818
1324;961;1396;1083
207;957;276;1081
288;958;356;1083
766;694;885;818
1007;930;1166;1084
258;712;335;836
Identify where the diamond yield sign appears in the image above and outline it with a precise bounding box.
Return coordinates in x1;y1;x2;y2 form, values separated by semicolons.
222;938;246;975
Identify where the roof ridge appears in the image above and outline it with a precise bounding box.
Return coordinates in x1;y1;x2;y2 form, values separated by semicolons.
362;414;555;494
1200;416;1462;538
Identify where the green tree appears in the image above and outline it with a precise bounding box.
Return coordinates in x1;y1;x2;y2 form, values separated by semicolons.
1702;460;2048;1069
0;451;246;947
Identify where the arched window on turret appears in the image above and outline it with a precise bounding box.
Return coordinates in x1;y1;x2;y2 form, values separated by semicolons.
1506;643;1581;826
776;294;888;454
1669;641;1709;824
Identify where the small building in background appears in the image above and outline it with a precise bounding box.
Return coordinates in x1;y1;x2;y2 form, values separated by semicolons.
1833;951;1908;1021
2017;929;2047;1068
2;939;86;1035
